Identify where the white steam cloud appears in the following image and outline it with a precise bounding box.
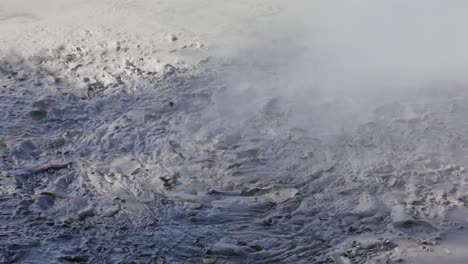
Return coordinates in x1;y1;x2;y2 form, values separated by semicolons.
211;0;468;136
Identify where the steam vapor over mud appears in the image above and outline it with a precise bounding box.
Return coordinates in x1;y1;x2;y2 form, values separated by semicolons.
2;1;468;263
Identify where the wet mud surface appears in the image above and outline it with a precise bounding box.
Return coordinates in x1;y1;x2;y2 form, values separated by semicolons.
2;45;468;264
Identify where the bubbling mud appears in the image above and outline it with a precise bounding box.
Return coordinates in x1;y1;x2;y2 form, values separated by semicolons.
2;41;468;263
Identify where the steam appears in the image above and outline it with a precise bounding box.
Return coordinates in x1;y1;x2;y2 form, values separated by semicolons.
311;0;468;90
212;0;468;136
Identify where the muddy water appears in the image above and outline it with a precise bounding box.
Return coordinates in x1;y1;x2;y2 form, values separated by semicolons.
2;50;468;263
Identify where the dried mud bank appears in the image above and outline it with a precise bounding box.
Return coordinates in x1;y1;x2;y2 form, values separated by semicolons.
2;41;468;264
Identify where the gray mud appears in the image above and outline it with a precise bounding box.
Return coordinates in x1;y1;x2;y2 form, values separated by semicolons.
2;45;468;264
